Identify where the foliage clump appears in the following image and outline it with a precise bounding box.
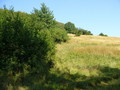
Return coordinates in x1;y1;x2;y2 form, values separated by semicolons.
32;3;55;30
99;33;108;36
64;22;93;36
50;22;68;43
64;22;76;34
75;29;93;36
0;4;68;89
31;4;68;43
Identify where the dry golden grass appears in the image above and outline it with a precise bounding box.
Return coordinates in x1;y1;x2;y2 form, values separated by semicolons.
69;34;120;45
68;34;120;55
73;46;120;57
55;34;120;76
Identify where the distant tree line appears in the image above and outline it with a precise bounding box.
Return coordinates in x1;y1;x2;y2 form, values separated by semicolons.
99;33;108;36
64;22;93;36
0;4;68;89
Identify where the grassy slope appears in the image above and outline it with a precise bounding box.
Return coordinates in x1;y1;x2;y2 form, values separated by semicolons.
18;34;120;90
51;34;120;89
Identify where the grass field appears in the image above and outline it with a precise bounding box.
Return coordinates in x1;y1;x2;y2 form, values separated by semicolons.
10;34;120;90
50;34;120;89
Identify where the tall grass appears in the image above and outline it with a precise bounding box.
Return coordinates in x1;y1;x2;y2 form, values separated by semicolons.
52;34;120;89
11;34;120;89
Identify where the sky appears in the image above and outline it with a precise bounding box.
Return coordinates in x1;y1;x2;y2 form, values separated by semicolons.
0;0;120;37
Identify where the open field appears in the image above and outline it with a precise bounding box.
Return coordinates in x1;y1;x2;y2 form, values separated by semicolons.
51;34;120;89
8;34;120;90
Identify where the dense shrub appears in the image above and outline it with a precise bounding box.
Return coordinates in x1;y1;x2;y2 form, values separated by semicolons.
50;27;68;43
0;3;69;89
75;30;82;36
0;6;55;88
31;4;68;43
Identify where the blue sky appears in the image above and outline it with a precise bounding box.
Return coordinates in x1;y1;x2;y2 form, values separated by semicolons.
0;0;120;37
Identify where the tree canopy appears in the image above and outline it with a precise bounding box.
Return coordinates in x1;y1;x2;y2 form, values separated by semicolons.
64;22;76;33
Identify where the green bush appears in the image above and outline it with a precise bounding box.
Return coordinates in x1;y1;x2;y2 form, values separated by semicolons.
0;7;55;88
75;30;82;36
50;27;68;43
0;4;69;89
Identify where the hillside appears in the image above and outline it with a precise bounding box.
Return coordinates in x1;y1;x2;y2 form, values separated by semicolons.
51;34;120;89
0;5;120;90
2;33;120;89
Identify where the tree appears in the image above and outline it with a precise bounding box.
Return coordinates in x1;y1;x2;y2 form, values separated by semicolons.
32;3;55;30
64;22;76;33
75;28;93;36
99;33;108;36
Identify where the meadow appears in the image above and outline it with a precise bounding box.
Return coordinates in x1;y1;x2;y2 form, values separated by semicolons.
6;34;120;90
1;4;120;90
49;34;120;90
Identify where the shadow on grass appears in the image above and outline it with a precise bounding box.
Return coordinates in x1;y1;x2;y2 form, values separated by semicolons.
1;66;120;90
29;66;120;90
0;71;50;90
